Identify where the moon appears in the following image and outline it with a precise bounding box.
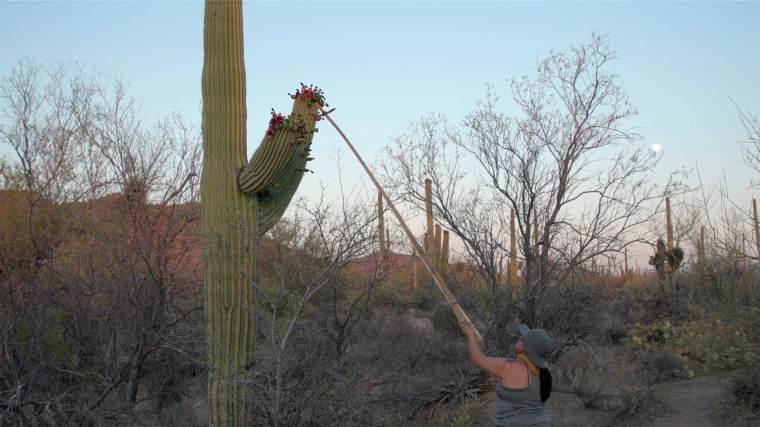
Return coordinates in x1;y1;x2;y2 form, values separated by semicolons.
651;143;662;152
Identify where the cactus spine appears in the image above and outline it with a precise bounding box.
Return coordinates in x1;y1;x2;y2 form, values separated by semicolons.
201;1;322;424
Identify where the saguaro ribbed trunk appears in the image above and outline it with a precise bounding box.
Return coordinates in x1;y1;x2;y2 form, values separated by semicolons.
441;230;449;278
378;190;387;280
425;179;435;271
201;2;324;424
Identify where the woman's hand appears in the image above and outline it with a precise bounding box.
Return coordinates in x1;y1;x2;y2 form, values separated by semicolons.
459;322;475;339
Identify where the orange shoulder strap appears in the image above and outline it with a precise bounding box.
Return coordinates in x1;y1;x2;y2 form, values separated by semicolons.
516;353;540;376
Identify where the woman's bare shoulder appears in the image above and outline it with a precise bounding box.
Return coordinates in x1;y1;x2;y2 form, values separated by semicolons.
502;357;529;372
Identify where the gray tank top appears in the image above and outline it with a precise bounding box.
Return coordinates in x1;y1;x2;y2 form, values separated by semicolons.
494;358;551;427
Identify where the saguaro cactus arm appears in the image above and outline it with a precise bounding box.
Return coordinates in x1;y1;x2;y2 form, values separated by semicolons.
239;87;325;195
250;88;325;235
257;140;313;234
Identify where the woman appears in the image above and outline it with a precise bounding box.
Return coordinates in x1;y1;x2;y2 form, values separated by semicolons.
460;322;553;427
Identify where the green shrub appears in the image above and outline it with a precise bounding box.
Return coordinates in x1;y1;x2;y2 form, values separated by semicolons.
345;289;370;307
442;411;473;427
258;287;292;318
627;315;757;373
376;286;401;304
412;286;443;311
627;315;674;348
433;304;460;339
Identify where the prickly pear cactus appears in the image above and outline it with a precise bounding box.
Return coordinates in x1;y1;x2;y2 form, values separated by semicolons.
201;1;326;425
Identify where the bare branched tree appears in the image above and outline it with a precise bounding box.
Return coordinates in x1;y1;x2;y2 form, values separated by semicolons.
379;32;684;334
733;98;760;189
233;163;379;425
0;59;202;425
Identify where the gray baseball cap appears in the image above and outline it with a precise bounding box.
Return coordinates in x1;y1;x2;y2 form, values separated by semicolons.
518;324;552;369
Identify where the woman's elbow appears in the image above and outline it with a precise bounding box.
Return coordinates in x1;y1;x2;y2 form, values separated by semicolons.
471;356;485;369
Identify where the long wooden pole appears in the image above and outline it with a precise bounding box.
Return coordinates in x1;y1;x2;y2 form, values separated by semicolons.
319;107;483;342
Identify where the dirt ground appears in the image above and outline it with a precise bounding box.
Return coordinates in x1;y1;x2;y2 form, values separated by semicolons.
418;374;758;427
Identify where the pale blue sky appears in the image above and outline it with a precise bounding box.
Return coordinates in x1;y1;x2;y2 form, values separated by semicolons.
1;1;759;262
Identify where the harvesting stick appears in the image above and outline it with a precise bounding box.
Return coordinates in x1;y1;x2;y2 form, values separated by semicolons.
317;106;483;343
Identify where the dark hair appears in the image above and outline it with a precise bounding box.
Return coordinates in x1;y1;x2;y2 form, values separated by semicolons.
539;367;552;402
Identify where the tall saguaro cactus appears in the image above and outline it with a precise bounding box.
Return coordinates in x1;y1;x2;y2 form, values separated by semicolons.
441;230;450;278
425;179;436;269
378;190;387;279
434;224;442;270
201;1;324;424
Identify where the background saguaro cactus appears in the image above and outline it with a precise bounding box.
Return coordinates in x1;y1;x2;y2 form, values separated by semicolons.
378;190;387;280
201;1;324;424
441;230;450;278
434;224;442;270
425;178;436;273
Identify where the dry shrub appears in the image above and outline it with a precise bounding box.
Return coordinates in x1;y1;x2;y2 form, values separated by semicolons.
412;286;443;312
158;400;203;427
555;350;607;409
732;369;760;413
710;371;760;427
542;283;604;337
610;371;665;426
610;288;645;325
640;292;694;324
691;261;760;310
603;326;630;345
640;347;690;384
594;288;644;346
556;347;667;423
572;365;607;409
710;403;759;427
540;283;605;357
